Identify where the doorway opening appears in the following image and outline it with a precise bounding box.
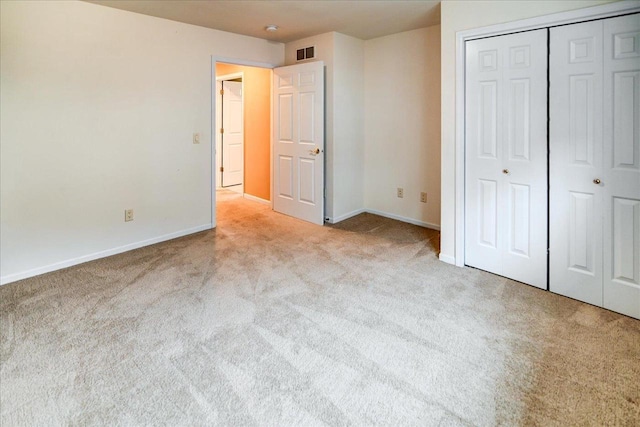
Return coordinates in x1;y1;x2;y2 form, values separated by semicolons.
214;62;272;217
211;59;326;228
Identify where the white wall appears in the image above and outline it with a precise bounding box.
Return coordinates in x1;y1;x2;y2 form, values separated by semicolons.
0;1;283;284
332;33;365;221
364;26;441;229
439;0;617;263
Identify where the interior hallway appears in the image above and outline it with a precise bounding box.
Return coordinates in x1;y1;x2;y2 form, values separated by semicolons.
1;191;638;425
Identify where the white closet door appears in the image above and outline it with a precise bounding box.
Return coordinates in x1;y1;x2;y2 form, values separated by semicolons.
551;14;639;319
603;14;640;319
465;36;503;276
550;21;605;306
465;29;548;289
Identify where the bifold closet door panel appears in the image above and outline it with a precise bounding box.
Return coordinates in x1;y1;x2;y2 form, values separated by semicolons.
602;14;640;319
465;35;503;277
551;14;640;319
500;30;549;289
465;29;548;289
550;21;605;307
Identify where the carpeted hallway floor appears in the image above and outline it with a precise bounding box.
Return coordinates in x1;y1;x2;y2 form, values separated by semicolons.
1;190;639;426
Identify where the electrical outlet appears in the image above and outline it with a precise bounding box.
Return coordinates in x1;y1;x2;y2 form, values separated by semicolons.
420;192;427;203
124;209;134;222
193;133;200;144
397;187;404;198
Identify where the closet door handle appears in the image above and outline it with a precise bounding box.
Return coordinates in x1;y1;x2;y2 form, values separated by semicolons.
593;178;601;185
502;169;510;175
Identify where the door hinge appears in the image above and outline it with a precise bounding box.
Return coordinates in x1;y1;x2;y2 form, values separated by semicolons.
220;128;224;134
220;89;224;95
220;166;224;172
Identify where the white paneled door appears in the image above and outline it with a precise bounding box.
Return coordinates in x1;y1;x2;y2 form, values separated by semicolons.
551;14;640;319
465;29;548;289
550;21;604;306
221;80;243;187
273;61;325;225
603;15;640;318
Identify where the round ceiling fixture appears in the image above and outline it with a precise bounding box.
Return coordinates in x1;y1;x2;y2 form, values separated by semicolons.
265;25;278;32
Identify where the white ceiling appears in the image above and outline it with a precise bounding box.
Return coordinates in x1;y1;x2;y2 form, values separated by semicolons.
86;0;441;43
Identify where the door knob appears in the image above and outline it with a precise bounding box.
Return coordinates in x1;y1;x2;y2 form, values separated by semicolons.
502;169;510;174
309;148;321;155
593;178;601;185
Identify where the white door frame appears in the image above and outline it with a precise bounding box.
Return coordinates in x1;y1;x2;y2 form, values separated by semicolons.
216;72;244;190
451;1;640;267
211;57;277;228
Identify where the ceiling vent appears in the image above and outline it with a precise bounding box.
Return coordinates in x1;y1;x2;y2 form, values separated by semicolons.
296;46;315;61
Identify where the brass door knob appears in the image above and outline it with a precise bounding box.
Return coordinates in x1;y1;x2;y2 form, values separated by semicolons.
593;178;601;185
502;169;510;174
309;148;321;155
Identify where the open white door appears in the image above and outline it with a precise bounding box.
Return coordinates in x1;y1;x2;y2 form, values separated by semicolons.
221;80;243;187
273;61;325;225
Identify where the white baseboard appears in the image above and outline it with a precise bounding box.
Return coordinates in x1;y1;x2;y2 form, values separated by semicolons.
365;209;440;231
1;208;442;285
326;208;366;224
243;193;270;205
0;223;213;286
327;208;441;231
438;253;456;265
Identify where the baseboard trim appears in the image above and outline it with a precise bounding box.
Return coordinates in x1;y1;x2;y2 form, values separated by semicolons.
0;223;213;286
438;253;456;265
365;209;440;231
327;208;441;231
327;208;366;224
1;209;441;285
243;193;270;205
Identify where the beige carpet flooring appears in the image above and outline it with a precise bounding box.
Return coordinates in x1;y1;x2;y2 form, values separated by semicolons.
1;190;639;426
